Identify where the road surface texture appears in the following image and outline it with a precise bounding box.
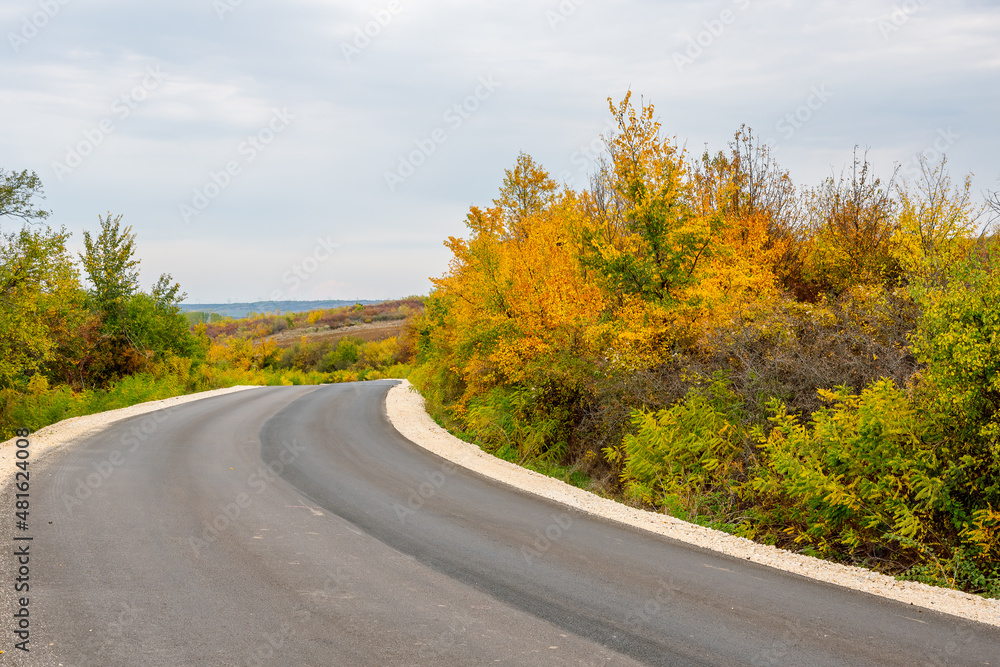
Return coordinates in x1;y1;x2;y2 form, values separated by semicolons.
6;381;998;665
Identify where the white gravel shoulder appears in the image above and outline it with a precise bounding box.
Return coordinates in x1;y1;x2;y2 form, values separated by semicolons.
385;379;1000;628
0;386;259;469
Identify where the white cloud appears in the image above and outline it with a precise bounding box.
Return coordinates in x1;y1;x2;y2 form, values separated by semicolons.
2;0;999;300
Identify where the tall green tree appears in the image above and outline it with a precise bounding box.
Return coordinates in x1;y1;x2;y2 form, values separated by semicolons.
80;213;140;338
79;213;199;375
126;273;200;361
581;93;716;306
0;169;50;224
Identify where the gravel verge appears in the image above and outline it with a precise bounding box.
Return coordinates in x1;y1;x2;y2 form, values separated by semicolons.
0;385;259;471
385;379;1000;628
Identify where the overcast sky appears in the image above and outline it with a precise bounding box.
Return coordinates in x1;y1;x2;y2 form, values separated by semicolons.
2;0;998;304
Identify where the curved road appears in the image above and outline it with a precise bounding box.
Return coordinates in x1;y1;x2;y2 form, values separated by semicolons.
6;381;998;665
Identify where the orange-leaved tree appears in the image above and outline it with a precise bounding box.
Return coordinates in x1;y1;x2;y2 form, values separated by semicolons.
419;154;604;412
581;93;715;309
686;127;792;334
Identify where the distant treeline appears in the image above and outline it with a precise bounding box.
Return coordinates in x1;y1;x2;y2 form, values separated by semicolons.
179;299;382;319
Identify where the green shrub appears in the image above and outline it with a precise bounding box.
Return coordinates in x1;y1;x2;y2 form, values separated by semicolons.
365;363;412;381
909;253;1000;503
465;385;571;464
899;548;1000;599
1;371;189;439
604;374;746;525
744;380;947;562
319;338;361;372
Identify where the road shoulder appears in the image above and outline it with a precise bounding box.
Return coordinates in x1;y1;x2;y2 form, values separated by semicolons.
385;378;1000;628
0;385;261;472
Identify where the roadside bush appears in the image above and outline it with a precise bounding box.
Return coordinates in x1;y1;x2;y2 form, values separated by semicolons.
361;363;412;382
901;547;1000;599
905;248;1000;588
743;381;940;561
0;371;188;440
319;338;361;372
358;336;400;369
692;290;919;424
910;250;1000;458
800;154;902;295
208;324;279;371
603;375;746;526
280;339;330;372
741;377;1000;596
465;385;572;464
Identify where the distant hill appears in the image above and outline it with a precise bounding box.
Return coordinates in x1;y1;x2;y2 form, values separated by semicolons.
178;300;380;319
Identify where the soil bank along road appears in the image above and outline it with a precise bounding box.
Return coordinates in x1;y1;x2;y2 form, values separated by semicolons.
4;381;998;665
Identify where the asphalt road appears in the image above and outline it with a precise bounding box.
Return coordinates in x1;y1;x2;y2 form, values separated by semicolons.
4;381;998;665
